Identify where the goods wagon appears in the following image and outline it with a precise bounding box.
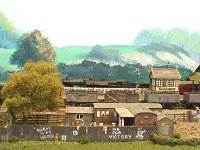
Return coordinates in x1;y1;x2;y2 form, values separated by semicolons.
65;91;99;106
183;93;200;108
144;93;180;108
105;91;139;103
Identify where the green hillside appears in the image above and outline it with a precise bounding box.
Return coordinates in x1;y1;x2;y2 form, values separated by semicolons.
0;45;140;68
0;48;16;68
55;45;140;64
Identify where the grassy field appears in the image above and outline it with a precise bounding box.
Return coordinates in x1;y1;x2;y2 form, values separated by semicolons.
0;45;140;68
0;48;16;68
0;141;200;150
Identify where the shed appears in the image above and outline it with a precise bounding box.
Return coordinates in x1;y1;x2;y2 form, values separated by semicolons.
65;107;94;126
149;67;180;92
93;103;162;127
115;108;134;126
156;111;174;136
128;106;157;127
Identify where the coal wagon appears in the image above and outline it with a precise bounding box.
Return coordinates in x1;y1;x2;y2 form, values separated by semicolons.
183;92;200;108
65;90;99;106
144;93;180;108
105;90;139;103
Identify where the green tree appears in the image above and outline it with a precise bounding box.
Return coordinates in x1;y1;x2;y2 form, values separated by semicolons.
10;29;56;68
1;61;64;124
87;45;121;63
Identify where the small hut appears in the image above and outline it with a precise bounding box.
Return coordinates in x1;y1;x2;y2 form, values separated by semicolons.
156;111;174;136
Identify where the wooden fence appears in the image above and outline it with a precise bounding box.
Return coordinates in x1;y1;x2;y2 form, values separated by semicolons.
166;111;196;122
16;114;69;125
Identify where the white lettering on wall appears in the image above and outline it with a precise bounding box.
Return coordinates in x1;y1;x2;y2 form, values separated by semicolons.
108;128;131;140
62;135;67;141
34;126;53;140
135;128;146;140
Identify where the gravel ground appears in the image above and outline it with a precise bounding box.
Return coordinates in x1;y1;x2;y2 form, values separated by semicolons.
163;109;200;139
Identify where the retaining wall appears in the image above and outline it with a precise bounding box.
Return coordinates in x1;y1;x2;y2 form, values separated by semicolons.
0;125;157;142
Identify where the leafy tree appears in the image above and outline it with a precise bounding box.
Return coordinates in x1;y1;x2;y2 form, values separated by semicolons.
10;29;56;68
1;61;64;124
0;12;19;49
87;45;121;63
178;67;192;80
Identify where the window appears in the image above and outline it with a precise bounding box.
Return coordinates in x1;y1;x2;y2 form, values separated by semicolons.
166;80;175;86
106;111;110;116
156;79;164;86
96;110;109;117
151;79;155;86
76;114;84;120
97;111;100;117
101;111;105;117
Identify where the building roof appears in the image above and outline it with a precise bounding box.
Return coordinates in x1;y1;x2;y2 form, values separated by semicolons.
153;110;173;121
127;106;156;116
189;72;200;82
66;107;94;114
115;108;134;117
150;68;180;79
93;103;162;109
195;65;200;72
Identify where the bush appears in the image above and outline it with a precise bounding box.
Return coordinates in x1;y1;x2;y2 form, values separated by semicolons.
151;134;200;146
8;136;19;143
170;132;181;139
77;135;89;144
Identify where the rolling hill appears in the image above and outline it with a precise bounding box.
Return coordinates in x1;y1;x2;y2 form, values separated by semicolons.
0;44;198;71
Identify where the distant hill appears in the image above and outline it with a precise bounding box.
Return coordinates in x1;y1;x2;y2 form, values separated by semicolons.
121;43;198;71
0;12;19;49
55;45;140;64
0;44;198;71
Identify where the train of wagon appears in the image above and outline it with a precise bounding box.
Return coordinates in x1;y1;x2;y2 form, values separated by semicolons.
62;67;200;108
62;82;200;109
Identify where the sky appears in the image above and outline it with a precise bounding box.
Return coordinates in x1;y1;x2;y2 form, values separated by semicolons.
0;0;200;47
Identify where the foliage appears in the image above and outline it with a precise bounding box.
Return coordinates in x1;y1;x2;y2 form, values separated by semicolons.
178;67;192;80
0;12;19;49
57;60;192;83
137;43;189;57
77;135;89;144
134;27;200;54
1;61;64;123
151;134;200;146
0;141;200;150
8;136;19;143
170;133;181;139
10;29;56;68
87;45;121;63
0;70;10;82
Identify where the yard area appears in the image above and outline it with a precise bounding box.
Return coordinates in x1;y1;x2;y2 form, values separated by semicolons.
163;109;200;139
0;141;200;150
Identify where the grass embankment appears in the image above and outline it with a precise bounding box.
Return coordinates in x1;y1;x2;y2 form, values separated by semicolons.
0;141;200;150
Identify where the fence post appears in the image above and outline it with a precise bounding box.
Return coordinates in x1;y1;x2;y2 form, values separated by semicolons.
183;113;185;122
187;111;192;122
37;115;38;125
47;115;49;124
